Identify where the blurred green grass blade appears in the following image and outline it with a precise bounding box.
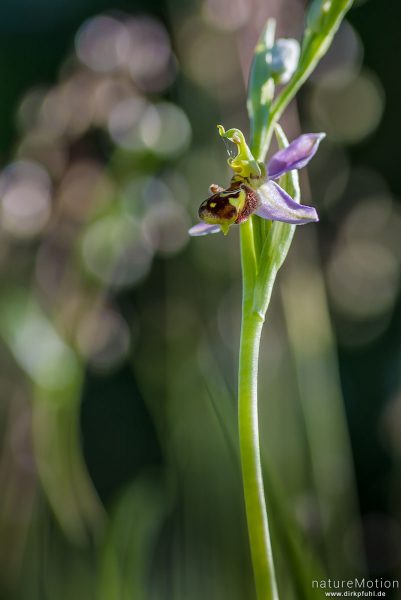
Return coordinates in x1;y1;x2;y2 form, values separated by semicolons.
0;288;104;543
280;260;366;577
99;472;165;600
200;346;326;600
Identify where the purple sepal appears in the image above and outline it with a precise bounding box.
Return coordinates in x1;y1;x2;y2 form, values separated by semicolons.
255;180;319;225
188;222;221;236
267;133;325;180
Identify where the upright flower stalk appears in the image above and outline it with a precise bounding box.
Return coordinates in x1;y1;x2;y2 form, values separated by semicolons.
238;246;278;600
189;1;354;597
238;126;301;600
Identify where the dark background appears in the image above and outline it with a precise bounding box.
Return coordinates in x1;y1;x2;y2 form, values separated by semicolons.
0;0;400;598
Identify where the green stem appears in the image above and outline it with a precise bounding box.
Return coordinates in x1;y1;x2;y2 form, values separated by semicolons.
238;307;278;600
240;218;257;299
239;223;278;600
238;76;282;600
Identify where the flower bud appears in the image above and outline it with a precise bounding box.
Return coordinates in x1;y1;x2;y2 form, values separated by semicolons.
266;38;300;84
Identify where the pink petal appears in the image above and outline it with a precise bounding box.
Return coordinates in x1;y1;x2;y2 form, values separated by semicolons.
189;222;221;236
255;180;318;224
267;133;325;180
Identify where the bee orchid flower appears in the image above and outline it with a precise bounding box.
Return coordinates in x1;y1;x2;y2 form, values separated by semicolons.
189;125;325;236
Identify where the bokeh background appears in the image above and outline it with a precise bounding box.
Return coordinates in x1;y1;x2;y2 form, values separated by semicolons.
0;0;400;598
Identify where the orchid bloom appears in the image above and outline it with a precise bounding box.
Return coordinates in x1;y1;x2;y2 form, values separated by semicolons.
189;125;325;237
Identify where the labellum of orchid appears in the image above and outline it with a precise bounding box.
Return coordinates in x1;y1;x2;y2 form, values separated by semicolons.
189;125;325;237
